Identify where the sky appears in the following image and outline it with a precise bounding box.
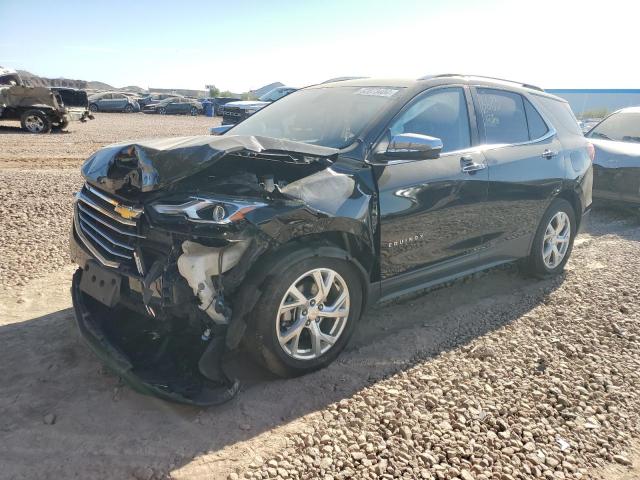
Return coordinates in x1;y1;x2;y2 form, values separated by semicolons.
0;0;638;92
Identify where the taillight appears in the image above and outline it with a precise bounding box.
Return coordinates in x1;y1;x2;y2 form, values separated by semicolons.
587;142;595;162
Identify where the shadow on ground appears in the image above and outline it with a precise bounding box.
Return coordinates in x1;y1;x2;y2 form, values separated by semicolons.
0;258;563;479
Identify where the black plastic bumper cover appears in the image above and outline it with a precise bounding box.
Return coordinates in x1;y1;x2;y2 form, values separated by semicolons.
71;269;239;407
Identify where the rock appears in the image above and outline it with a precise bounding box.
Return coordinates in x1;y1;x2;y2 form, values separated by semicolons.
460;470;474;480
132;467;154;480
613;455;632;466
228;473;240;480
469;345;496;360
43;413;56;425
400;425;412;440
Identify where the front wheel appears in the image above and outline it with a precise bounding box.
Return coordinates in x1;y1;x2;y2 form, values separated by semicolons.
244;254;363;377
89;103;98;113
190;107;198;116
158;107;166;115
525;198;576;277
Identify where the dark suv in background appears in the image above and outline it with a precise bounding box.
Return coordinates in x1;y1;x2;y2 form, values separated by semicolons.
220;86;297;125
70;75;592;405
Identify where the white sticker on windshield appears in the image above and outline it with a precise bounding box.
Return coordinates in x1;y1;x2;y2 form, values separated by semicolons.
355;87;399;97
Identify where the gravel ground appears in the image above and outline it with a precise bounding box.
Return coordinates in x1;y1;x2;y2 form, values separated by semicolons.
239;212;640;480
0;113;220;288
0;112;217;167
0;115;638;479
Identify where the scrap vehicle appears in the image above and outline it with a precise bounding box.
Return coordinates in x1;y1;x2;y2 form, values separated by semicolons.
221;86;297;125
88;92;141;113
70;75;592;406
585;107;640;207
208;96;241;116
143;96;203;115
0;67;92;133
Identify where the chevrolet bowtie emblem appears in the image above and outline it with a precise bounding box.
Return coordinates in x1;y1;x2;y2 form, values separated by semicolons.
114;204;142;220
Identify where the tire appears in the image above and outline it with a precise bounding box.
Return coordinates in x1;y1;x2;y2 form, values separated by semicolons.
190;107;198;116
124;104;134;113
20;110;52;133
158;107;166;115
243;251;364;377
525;198;577;277
89;103;98;113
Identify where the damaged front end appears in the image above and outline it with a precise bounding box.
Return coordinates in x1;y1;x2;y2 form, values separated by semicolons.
70;134;375;406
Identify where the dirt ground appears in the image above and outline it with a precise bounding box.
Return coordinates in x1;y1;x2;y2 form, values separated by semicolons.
0;113;638;480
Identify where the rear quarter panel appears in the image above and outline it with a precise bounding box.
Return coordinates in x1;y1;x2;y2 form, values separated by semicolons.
533;93;593;214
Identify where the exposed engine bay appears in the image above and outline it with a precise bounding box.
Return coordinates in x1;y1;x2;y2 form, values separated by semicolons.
70;134;376;405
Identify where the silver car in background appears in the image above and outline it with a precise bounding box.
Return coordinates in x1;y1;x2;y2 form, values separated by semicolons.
88;92;140;113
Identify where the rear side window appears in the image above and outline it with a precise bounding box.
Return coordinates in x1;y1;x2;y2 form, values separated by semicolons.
476;88;529;144
523;98;549;140
534;95;582;136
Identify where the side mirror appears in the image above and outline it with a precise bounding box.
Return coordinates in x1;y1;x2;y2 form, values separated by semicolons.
210;125;233;136
385;133;443;160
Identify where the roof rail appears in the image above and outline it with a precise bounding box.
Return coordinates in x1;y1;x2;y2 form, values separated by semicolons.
418;74;544;92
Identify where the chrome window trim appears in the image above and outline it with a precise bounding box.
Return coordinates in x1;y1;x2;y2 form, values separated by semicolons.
476;126;557;153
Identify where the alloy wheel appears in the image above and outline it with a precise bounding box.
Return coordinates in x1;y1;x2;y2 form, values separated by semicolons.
24;115;45;133
542;211;571;269
276;268;350;360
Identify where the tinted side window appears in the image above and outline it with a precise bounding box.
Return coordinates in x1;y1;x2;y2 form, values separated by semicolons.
524;98;549;140
588;112;640;143
390;87;471;153
476;88;529;144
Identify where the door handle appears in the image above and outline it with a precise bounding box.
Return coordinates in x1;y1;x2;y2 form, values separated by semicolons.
542;149;558;159
460;156;486;173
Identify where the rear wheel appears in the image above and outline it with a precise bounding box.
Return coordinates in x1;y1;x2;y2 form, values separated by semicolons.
158;107;166;115
124;104;134;113
20;110;51;133
525;198;576;277
244;253;363;377
190;106;198;116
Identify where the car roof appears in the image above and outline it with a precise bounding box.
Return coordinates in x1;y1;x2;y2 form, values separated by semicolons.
306;74;565;102
614;106;640;114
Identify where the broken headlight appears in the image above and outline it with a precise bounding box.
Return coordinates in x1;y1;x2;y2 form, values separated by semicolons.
152;197;265;224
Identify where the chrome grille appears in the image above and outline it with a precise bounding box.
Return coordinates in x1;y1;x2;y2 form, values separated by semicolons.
75;185;144;268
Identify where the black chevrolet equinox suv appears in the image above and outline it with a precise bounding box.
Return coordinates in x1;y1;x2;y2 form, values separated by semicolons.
70;75;593;405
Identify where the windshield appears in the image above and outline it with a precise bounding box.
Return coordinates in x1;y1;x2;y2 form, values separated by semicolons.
259;88;287;102
588;111;640;143
229;86;402;148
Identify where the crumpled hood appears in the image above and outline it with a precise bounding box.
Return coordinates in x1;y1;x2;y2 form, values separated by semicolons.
81;134;339;194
